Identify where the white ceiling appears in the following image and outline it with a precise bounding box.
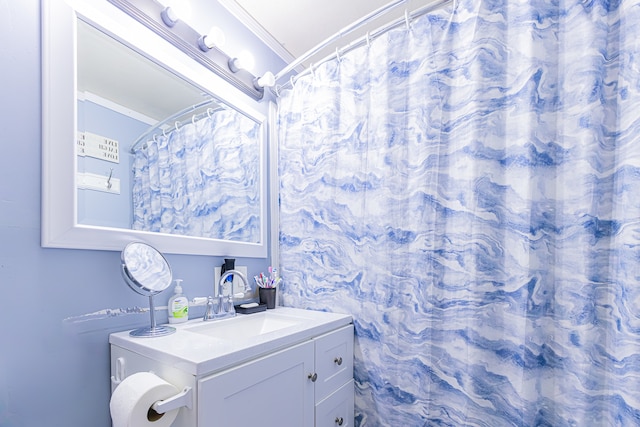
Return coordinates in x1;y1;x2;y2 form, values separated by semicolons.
223;0;439;69
231;0;392;58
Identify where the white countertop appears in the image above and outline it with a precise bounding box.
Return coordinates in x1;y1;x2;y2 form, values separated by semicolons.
109;307;352;376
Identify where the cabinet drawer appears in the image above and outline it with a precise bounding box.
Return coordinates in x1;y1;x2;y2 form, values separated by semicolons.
315;379;354;427
314;324;354;402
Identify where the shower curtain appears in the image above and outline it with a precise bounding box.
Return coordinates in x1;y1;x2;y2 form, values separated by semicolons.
132;109;261;242
277;0;640;425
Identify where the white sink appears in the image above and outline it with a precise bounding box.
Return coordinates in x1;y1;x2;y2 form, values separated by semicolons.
110;307;353;376
186;312;304;341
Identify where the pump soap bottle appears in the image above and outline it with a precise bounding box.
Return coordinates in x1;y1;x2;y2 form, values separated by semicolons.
168;279;189;324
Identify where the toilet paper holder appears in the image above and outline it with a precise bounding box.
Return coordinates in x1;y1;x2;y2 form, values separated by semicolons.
152;386;193;414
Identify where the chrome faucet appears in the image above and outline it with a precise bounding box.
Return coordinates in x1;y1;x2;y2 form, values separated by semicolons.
219;269;251;298
203;269;252;321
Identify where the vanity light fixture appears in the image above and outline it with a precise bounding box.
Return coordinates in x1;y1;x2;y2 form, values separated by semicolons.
197;26;225;52
253;71;276;89
228;57;241;73
108;0;266;100
160;6;178;27
228;50;255;73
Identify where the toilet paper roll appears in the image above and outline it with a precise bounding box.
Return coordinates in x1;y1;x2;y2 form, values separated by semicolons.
110;372;180;427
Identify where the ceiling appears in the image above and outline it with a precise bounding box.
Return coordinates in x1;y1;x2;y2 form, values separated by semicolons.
230;0;393;59
221;0;440;69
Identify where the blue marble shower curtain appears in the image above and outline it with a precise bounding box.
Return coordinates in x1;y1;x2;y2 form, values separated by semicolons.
277;0;640;425
132;109;261;242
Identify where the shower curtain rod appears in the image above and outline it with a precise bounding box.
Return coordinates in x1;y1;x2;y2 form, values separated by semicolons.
273;0;407;82
274;0;453;94
129;98;218;153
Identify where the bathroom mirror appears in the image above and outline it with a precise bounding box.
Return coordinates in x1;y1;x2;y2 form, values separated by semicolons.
121;241;173;295
121;241;175;337
77;19;262;244
42;0;268;257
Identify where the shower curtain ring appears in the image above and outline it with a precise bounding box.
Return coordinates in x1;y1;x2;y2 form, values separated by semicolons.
175;121;180;131
207;108;213;118
192;114;197;125
366;31;371;47
405;9;411;30
336;47;341;62
162;128;168;137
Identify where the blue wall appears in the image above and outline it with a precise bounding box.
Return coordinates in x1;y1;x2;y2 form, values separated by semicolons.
77;98;147;229
0;1;284;425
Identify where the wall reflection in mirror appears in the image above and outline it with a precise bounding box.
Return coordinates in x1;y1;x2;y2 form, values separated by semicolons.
76;20;261;243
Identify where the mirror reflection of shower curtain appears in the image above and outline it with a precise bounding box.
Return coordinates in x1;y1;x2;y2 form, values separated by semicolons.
277;0;640;425
132;110;261;242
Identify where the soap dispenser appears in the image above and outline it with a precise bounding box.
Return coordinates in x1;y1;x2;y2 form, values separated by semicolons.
168;279;189;324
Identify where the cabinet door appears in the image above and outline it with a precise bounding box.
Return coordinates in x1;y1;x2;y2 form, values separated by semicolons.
315;379;354;427
198;340;315;427
314;324;354;402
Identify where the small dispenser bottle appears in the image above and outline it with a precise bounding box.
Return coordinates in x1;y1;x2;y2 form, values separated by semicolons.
168;279;189;324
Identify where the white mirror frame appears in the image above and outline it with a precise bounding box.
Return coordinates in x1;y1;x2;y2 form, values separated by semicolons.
42;0;268;257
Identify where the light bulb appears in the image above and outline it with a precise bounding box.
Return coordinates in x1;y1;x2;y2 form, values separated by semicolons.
166;0;191;22
229;50;256;73
160;7;178;27
198;26;226;51
254;71;276;89
237;51;255;72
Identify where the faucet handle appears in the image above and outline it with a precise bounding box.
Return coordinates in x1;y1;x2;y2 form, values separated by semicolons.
227;296;236;317
203;296;217;321
220;295;235;316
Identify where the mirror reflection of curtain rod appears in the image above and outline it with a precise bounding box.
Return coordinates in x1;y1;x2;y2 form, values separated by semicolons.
129;98;219;153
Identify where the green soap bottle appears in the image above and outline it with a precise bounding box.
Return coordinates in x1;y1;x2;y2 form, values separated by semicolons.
168;279;189;324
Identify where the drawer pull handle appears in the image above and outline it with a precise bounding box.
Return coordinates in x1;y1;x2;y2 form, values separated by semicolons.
335;417;344;425
308;372;318;382
334;356;343;366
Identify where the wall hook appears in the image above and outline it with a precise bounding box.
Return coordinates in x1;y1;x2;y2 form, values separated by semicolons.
106;168;113;189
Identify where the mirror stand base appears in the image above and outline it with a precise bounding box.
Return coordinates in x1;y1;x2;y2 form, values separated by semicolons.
129;325;176;338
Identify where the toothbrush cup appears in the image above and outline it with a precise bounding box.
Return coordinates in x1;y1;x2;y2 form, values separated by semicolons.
259;287;277;309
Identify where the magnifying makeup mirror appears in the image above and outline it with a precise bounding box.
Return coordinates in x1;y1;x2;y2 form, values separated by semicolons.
121;241;175;337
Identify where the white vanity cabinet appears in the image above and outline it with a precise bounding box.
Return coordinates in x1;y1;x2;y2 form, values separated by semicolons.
198;324;354;427
313;325;355;427
198;340;316;426
109;308;354;427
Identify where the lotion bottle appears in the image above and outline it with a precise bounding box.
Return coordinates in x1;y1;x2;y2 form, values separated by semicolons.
168;279;189;324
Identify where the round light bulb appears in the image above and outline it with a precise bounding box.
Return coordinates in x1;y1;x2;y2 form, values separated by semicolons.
236;50;255;72
204;26;225;49
163;0;192;23
255;71;276;88
160;7;178;27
